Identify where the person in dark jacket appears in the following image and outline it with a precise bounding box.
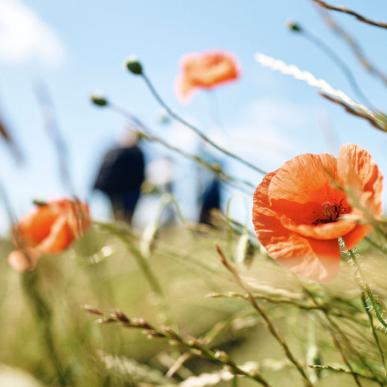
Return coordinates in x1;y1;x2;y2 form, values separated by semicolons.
199;177;221;225
94;131;145;223
197;142;223;226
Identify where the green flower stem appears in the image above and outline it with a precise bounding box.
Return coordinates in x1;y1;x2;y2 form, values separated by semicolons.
96;222;172;325
216;246;314;387
110;103;254;194
90;309;272;387
22;271;67;386
301;284;365;387
346;248;387;376
140;72;267;176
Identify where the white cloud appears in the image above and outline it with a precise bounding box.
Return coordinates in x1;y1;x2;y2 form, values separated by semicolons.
0;0;65;65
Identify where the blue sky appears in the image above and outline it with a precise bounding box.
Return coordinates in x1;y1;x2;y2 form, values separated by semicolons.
0;0;386;230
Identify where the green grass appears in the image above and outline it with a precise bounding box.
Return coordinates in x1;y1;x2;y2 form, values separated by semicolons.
0;221;386;386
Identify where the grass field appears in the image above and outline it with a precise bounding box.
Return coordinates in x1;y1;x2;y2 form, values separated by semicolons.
1;218;387;386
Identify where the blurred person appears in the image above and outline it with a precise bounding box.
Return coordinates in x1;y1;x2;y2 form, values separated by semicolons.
199;177;222;225
93;130;145;223
197;142;223;225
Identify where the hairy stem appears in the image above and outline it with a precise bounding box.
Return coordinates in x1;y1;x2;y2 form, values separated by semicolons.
216;245;313;387
87;308;272;387
313;0;387;29
140;73;267;175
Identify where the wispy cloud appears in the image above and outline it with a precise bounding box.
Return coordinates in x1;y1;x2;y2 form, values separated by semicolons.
223;98;309;171
158;98;310;171
0;0;65;65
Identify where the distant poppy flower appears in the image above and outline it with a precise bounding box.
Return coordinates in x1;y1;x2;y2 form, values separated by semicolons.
176;51;240;101
252;144;383;281
8;199;90;272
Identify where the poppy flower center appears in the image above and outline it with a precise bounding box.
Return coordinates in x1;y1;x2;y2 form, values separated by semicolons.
313;200;350;225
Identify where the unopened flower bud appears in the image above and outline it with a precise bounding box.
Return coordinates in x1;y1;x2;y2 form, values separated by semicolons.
126;56;143;75
287;21;302;33
32;199;48;207
91;94;109;107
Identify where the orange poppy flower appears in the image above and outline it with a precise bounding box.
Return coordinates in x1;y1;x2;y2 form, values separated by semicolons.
176;51;240;101
8;199;90;272
252;144;383;281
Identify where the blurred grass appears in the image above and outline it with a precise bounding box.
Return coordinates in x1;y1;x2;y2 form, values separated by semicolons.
0;221;386;386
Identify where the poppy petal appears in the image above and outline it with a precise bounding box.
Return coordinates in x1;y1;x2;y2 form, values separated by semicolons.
176;74;195;101
37;216;73;254
18;205;59;246
344;224;372;249
280;215;357;240
7;249;40;272
338;144;383;216
268;153;338;204
253;172;340;281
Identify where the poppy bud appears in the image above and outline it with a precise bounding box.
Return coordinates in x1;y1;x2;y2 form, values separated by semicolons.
32;199;48;206
125;56;143;75
91;94;109;107
287;21;302;33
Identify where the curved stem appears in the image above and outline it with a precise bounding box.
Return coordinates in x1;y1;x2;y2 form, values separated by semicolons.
140;73;267;175
337;244;387;383
361;293;387;377
315;8;387;87
110;103;254;194
301;29;375;110
35;83;76;196
312;0;387;30
91;309;273;386
206;89;224;130
347;248;387;331
96;222;172;326
216;246;313;387
22;271;67;385
302;285;365;387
